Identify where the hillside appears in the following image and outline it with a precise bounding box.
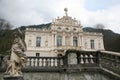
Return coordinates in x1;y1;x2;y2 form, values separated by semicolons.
0;24;120;55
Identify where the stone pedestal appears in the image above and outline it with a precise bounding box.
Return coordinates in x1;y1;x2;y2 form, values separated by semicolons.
3;75;24;80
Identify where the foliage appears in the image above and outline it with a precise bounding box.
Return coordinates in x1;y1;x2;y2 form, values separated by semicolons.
21;23;51;29
0;19;13;30
94;23;105;29
0;30;14;55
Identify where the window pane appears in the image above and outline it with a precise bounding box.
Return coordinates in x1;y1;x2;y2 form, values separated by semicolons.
36;37;41;47
57;36;62;47
73;36;78;47
90;40;95;49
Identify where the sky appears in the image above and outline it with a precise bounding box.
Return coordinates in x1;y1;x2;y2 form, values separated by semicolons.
0;0;120;33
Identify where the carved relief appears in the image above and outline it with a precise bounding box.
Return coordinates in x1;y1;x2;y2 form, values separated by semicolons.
68;53;77;64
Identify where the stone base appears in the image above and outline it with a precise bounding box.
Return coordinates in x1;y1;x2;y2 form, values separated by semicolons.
3;75;24;80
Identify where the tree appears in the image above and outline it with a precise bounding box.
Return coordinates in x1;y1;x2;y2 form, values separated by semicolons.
0;19;13;30
94;23;105;29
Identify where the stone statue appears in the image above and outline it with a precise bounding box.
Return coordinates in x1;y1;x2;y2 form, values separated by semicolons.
4;29;27;77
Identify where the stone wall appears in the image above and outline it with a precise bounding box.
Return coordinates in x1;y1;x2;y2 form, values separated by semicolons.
0;72;114;80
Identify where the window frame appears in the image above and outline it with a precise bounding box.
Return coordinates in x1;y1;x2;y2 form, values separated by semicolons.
36;37;41;47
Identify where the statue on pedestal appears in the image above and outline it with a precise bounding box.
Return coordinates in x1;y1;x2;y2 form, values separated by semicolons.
4;29;27;77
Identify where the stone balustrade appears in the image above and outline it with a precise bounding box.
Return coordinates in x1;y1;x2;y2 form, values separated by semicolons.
0;50;120;78
100;51;120;75
26;57;63;67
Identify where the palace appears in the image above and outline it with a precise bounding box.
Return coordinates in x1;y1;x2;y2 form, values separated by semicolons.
25;8;104;57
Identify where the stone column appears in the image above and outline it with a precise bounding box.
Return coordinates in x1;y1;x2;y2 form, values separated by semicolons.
78;34;81;47
81;35;83;49
54;33;57;47
62;32;65;46
71;33;73;46
51;33;54;48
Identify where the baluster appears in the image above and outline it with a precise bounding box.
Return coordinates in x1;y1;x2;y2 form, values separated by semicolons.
60;58;63;66
48;58;50;66
39;58;41;66
80;55;84;64
85;55;89;63
90;54;94;63
31;58;34;66
51;59;53;67
55;59;57;66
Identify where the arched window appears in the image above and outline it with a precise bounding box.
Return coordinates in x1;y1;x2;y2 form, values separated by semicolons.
73;36;78;47
90;40;95;49
57;35;62;47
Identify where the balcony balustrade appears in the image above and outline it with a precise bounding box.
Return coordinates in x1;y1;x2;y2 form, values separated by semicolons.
0;50;120;78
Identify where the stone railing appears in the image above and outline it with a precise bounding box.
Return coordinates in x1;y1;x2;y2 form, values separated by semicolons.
100;51;120;75
0;51;120;77
79;51;99;65
61;50;99;69
26;57;63;68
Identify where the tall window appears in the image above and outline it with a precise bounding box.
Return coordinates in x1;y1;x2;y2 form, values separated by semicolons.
36;37;41;47
90;40;95;49
57;35;62;47
73;36;78;47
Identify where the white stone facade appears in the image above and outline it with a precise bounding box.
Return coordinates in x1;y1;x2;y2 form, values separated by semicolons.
25;8;104;57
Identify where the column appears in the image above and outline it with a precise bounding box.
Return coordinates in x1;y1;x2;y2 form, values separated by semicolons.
62;32;65;46
81;35;83;50
78;34;81;47
71;33;73;46
54;33;57;47
51;33;54;48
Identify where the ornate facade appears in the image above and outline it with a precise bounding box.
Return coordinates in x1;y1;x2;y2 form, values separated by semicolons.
25;8;104;57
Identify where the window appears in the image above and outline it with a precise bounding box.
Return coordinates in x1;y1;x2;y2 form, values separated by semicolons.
90;40;95;49
36;37;41;47
57;35;62;47
36;53;40;57
73;36;78;47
